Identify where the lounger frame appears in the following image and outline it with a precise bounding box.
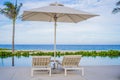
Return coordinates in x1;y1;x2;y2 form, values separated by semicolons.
31;56;51;76
60;55;84;76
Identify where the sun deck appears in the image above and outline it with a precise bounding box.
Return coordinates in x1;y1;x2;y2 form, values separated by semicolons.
0;66;120;80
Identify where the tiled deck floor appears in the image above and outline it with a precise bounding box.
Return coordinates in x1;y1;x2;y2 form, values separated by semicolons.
0;66;120;80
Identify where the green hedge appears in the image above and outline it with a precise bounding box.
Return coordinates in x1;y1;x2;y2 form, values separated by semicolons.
0;50;120;58
0;51;12;58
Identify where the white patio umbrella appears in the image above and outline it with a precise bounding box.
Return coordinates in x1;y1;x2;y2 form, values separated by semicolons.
22;2;98;68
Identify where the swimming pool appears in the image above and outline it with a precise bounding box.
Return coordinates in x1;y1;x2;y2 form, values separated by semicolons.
0;56;120;67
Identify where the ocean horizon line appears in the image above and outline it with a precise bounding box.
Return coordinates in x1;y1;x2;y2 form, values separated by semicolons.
0;44;120;50
0;44;120;45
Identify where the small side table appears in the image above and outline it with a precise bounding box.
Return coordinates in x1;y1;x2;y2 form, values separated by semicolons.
50;60;60;74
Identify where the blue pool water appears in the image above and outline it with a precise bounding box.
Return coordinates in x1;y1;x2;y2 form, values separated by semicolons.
0;56;120;67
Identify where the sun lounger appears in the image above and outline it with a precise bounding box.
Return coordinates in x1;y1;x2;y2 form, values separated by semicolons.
58;55;84;76
31;56;51;76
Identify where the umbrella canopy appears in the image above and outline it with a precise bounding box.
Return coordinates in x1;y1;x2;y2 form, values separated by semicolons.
22;2;98;68
22;3;97;23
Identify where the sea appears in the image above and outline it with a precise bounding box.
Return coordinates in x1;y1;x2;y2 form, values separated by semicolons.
0;44;120;50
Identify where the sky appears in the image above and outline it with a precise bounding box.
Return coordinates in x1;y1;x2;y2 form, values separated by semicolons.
0;0;120;45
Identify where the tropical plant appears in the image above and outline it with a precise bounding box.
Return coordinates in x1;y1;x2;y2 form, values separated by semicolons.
0;0;22;53
112;0;120;13
0;0;22;66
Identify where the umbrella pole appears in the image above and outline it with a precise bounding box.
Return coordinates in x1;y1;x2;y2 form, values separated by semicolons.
54;15;57;69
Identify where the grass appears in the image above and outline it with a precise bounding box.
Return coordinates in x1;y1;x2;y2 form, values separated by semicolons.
0;48;120;58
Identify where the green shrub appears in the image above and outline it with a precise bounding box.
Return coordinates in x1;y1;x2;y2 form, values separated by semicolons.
0;51;12;58
22;51;29;57
14;51;22;57
0;50;120;58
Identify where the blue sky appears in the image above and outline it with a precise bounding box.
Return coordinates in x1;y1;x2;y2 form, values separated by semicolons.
0;0;120;45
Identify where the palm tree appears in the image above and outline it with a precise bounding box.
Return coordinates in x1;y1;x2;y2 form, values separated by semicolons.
0;0;22;66
112;0;120;13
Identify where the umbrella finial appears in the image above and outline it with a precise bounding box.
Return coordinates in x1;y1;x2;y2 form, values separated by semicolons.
50;2;64;6
55;2;58;6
